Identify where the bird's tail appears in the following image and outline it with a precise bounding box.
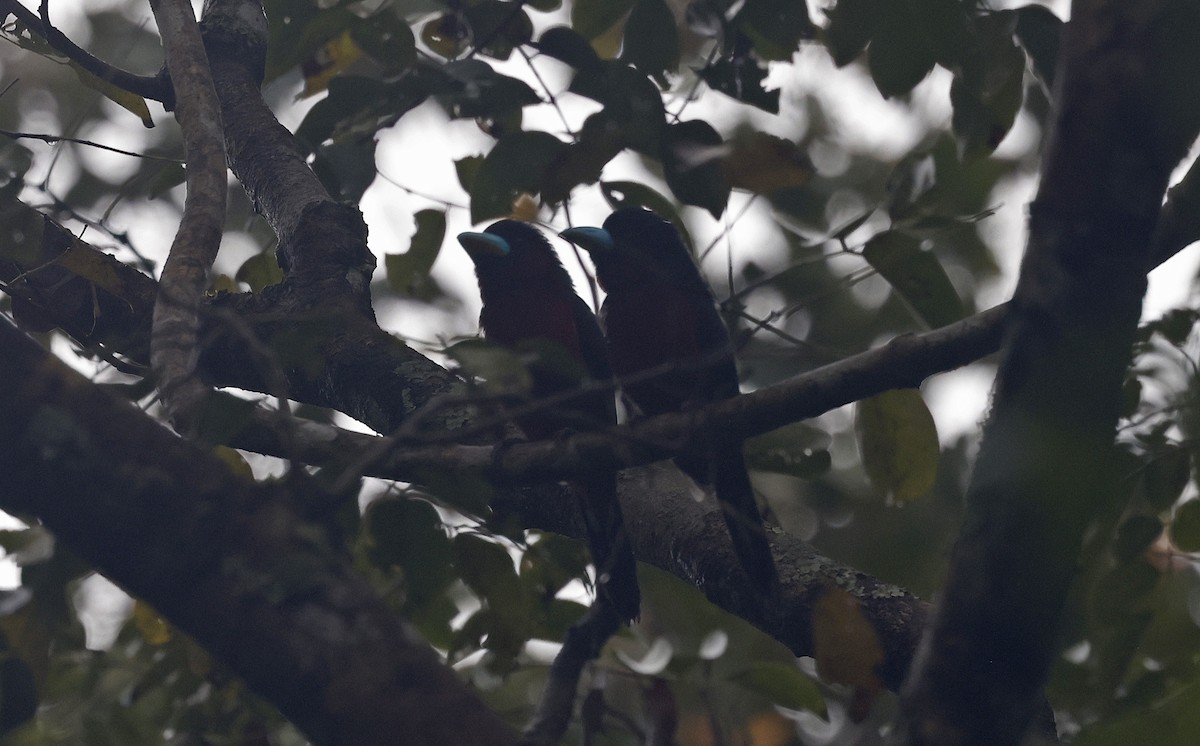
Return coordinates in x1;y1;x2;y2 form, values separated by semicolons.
711;443;780;600
578;474;641;622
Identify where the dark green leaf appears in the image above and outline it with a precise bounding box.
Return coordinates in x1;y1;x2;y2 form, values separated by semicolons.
744;422;832;479
600;180;694;250
1114;516;1164;562
867;0;938;98
950;15;1025;156
438;60;541;119
386;209;447;295
364;497;454;606
1143;446;1191;512
730;662;825;713
421;12;471;59
456;155;485;192
445;338;533;394
543;112;625;204
1015;5;1063;88
235;251;284;292
698;57;780;113
296;74;435;153
824;0;879;66
534;26;602;71
732;0;816;62
570;60;666;153
193;392;257;447
264;0;357;81
464;1;534;61
1171;500;1200;553
469;131;568;223
861;230;965;328
1092;562;1159;624
311;138;378;203
572;0;636;40
350;11;417;72
622;0;680;86
661;120;730;219
527;0;563;11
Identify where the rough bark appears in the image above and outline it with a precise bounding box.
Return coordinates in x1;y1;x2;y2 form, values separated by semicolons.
0;318;516;746
896;2;1200;743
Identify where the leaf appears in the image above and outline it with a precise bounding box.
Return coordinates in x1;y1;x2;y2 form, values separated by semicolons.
1073;680;1200;746
543;112;625;204
364;497;454;607
662;120;730;219
824;0;879;66
311;137;378;203
534;26;601;71
1142;446;1192;512
812;586;884;722
464;1;534;61
456;155;485;192
133;601;172;646
301;30;364;97
351;10;417;73
622;0;679;87
69;63;153;128
234;251;284;292
570;61;666;154
469;131;568;223
732;0;816;62
192;392;258;447
572;0;636;41
698;57;780;113
264;0;357;81
723;132;813;193
861;230;965;329
1171;500;1200;553
444;339;533;394
0;656;36;735
1015;4;1063;88
0;136;33;202
421;12;471;59
950;15;1025;156
730;661;826;713
386;209;446;295
867;0;938;98
744;422;832;479
600;180;693;250
855;388;939;504
1114;516;1164;562
438;60;541;120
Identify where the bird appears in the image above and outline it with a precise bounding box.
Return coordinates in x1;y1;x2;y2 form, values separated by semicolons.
457;219;641;622
561;207;780;599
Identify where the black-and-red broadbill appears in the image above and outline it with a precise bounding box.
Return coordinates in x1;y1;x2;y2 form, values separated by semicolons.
561;208;780;598
457;220;640;621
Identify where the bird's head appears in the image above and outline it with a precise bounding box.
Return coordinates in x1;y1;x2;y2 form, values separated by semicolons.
457;220;572;295
561;207;702;292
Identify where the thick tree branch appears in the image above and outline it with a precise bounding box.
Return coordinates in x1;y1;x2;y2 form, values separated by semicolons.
896;2;1200;743
149;0;228;433
0;318;517;746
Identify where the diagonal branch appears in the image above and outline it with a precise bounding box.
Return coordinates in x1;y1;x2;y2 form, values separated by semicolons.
149;0;227;433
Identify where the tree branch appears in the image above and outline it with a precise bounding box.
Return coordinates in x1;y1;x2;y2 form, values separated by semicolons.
0;317;518;746
149;0;228;433
896;1;1200;743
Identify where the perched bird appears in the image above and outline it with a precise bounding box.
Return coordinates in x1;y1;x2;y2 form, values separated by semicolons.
457;220;640;621
561;208;780;598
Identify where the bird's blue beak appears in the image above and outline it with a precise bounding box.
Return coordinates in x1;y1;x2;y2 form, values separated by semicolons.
457;231;511;259
559;226;614;254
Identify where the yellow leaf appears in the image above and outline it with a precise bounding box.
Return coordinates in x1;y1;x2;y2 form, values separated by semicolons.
723;132;813;193
212;445;254;480
510;193;540;222
69;63;153;128
855;388;939;504
302;31;363;97
133;600;172;646
812;586;884;722
591;18;627;60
